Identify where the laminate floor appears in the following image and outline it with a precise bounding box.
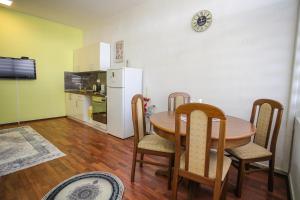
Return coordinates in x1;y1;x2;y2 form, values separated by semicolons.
0;118;289;200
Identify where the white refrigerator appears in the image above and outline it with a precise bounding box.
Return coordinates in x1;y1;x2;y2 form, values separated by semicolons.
107;67;143;139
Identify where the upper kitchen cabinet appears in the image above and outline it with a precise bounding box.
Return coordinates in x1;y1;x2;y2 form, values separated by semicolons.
73;42;111;72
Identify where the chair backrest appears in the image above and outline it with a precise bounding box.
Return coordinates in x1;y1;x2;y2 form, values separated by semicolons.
168;92;191;111
174;103;226;185
250;99;283;153
131;94;146;146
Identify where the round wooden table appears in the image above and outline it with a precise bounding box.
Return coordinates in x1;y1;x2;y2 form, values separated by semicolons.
150;111;256;149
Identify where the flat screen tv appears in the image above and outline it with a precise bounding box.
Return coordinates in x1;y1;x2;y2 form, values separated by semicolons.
0;57;36;79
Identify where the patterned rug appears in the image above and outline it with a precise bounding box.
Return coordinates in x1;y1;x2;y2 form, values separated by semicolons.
0;126;65;176
43;172;124;200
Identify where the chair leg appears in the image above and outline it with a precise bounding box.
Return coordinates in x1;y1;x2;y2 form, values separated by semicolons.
236;160;245;197
167;155;174;190
268;158;274;192
172;169;179;200
139;153;144;168
131;148;137;182
212;182;222;200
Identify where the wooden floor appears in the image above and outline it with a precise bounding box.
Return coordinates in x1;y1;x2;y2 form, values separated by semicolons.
0;118;289;200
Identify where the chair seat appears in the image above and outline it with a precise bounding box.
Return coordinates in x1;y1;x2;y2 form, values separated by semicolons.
138;133;175;153
179;151;231;181
226;142;272;160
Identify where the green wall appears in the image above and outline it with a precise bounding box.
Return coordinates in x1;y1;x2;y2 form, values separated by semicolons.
0;7;82;124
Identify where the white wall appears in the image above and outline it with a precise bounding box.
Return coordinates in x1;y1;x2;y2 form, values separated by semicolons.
288;3;300;199
84;0;298;172
289;117;300;200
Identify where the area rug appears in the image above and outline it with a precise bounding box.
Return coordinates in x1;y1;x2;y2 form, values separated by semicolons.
42;172;124;200
0;126;65;176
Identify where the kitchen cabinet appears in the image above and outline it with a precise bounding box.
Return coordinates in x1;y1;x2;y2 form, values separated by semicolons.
73;42;110;72
65;92;108;132
65;93;73;117
65;93;91;122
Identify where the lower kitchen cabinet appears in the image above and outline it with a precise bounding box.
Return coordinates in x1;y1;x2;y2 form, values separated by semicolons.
65;93;90;122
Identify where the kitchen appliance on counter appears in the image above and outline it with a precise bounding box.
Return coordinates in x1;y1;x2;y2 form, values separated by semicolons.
107;67;143;139
91;96;107;129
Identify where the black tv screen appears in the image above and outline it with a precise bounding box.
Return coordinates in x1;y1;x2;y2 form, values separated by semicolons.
0;57;36;79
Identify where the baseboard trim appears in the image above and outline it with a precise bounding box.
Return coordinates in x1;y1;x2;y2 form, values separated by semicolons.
66;116;108;133
0;116;66;126
245;161;287;175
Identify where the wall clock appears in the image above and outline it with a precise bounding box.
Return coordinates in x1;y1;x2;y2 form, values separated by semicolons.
191;10;212;32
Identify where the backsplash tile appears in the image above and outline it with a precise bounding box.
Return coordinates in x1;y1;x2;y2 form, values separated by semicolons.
64;71;106;92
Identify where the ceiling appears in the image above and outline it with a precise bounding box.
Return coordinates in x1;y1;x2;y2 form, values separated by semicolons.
4;0;149;30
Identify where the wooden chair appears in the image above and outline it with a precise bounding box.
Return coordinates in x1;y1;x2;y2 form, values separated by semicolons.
172;103;231;200
168;92;191;112
226;99;283;197
131;94;175;189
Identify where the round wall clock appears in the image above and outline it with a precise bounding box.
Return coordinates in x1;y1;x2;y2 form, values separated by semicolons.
191;10;212;32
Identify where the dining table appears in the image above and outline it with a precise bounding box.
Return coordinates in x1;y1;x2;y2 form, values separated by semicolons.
150;111;256;149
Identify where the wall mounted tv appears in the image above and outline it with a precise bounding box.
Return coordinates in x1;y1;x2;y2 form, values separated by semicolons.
0;57;36;79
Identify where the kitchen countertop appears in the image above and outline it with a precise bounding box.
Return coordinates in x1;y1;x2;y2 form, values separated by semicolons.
65;90;106;97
